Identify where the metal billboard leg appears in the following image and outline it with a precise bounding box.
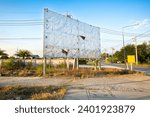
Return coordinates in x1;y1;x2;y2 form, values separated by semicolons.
43;57;46;77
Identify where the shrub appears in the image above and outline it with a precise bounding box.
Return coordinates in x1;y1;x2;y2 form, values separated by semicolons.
58;63;67;69
36;64;43;76
26;62;33;70
79;59;87;65
2;59;24;70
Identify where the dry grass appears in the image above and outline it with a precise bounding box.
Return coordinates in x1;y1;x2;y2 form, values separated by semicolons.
0;86;67;100
46;68;141;78
31;88;66;100
1;63;141;78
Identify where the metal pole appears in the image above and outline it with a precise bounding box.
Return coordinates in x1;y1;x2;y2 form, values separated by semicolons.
135;38;138;65
130;63;133;71
99;27;102;69
111;48;114;63
122;28;127;68
76;58;79;70
122;24;139;69
43;57;46;76
66;57;69;70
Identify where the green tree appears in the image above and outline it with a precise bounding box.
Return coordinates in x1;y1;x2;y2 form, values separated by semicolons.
137;42;150;63
15;50;32;59
101;53;109;61
0;49;8;59
113;45;135;63
113;42;150;64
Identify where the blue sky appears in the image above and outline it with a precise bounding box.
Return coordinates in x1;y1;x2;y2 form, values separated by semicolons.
0;0;150;56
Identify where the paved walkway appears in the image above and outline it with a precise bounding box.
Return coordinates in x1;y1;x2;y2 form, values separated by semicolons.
0;74;150;100
64;75;150;100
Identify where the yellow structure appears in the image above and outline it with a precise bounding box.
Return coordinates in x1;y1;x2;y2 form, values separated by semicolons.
127;55;135;63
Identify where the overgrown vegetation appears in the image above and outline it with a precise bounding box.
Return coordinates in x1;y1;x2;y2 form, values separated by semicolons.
101;42;150;64
0;58;141;77
0;86;66;100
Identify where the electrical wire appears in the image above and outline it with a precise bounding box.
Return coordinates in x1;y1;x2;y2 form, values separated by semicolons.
0;38;42;40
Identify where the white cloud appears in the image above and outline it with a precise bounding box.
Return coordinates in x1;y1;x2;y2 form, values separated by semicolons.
133;19;150;29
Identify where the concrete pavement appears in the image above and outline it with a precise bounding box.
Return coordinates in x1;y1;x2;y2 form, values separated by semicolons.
64;75;150;100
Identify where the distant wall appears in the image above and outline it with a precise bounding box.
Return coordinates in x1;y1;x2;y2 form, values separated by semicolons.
0;58;75;67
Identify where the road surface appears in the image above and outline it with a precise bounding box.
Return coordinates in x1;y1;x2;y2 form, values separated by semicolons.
101;63;150;75
79;63;150;75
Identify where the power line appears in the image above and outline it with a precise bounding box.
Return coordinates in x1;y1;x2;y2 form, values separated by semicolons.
0;23;43;26
101;27;138;37
0;12;41;15
0;38;42;40
0;19;43;22
134;30;150;39
102;30;150;52
0;19;150;37
0;19;43;26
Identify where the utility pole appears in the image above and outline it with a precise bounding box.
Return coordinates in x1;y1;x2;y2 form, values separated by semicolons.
131;30;150;65
133;38;138;65
111;48;115;63
122;28;126;64
100;27;102;69
122;23;139;69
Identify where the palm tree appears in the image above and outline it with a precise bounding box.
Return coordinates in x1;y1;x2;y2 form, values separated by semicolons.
15;50;32;59
0;49;8;59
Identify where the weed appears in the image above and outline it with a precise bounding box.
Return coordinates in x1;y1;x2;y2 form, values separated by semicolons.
0;86;67;100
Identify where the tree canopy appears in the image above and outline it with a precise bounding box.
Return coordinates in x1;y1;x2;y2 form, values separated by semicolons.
15;50;32;59
0;49;8;59
113;42;150;64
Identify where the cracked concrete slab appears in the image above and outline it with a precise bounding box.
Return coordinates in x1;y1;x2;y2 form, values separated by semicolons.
0;74;150;100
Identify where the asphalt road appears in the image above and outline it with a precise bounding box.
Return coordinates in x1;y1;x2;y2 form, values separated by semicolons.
101;63;150;75
79;63;150;75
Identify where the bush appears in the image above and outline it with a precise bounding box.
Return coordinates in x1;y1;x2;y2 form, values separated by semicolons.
26;62;33;70
79;59;87;65
2;59;24;70
36;64;43;76
58;63;67;69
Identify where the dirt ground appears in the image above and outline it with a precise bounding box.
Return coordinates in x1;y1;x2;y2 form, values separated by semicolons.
0;74;150;100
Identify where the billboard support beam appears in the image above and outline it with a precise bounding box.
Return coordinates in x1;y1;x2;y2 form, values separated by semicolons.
76;58;79;70
43;8;48;77
99;27;102;70
43;57;46;77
